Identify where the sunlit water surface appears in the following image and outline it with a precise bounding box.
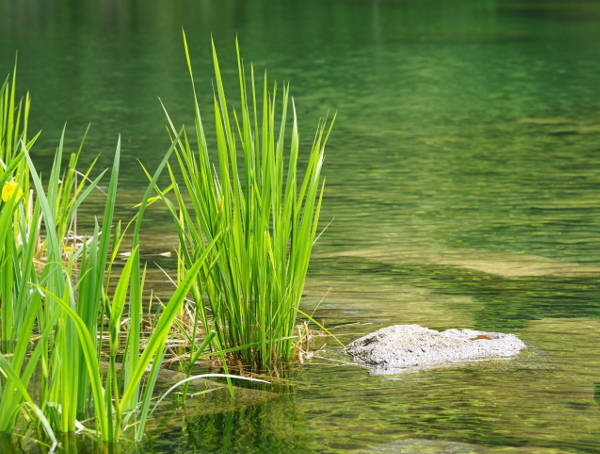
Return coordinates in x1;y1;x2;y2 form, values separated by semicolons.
2;0;600;452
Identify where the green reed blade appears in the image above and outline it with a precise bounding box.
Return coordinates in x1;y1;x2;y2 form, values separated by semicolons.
119;232;219;414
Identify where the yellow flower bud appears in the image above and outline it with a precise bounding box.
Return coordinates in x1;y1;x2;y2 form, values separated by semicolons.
2;181;23;202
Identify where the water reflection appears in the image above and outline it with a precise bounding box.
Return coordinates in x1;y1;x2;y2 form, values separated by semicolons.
143;393;314;453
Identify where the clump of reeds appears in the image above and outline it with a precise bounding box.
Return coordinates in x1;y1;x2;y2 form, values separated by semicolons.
0;35;327;448
33;136;221;443
160;32;335;372
0;64;230;447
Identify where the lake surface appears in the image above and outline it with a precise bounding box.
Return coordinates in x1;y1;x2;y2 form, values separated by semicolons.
2;0;600;452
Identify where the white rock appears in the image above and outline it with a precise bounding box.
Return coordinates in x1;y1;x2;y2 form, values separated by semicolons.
346;324;526;374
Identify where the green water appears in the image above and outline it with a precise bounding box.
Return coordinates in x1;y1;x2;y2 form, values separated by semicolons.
2;0;600;452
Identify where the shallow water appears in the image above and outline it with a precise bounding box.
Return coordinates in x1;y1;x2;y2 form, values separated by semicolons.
2;0;600;452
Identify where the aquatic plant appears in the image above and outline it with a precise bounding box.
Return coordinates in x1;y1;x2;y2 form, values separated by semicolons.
0;64;48;439
0;62;41;353
0;59;41;258
0;89;210;442
0;159;56;442
23;131;226;443
0;57;38;200
0;121;110;444
0;66;93;367
21;129;110;434
1;62;136;439
0;50;275;450
160;32;335;371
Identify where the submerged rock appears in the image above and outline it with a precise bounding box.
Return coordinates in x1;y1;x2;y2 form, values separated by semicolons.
315;247;600;277
346;324;526;374
366;438;486;453
363;437;555;453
